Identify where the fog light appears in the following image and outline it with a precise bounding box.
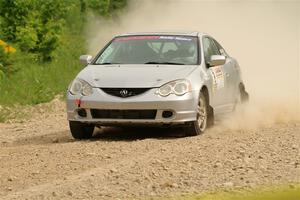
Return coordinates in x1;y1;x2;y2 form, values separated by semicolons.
77;108;87;117
162;111;173;118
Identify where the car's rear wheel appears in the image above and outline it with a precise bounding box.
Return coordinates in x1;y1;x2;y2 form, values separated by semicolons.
234;83;249;110
69;121;95;139
240;84;249;103
186;92;208;136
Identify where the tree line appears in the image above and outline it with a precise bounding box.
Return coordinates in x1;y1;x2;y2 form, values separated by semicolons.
0;0;127;79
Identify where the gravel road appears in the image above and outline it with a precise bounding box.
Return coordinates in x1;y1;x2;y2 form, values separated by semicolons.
0;99;299;200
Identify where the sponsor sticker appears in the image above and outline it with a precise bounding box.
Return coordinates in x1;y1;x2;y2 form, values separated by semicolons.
211;66;225;92
159;36;192;41
114;36;160;41
114;36;193;42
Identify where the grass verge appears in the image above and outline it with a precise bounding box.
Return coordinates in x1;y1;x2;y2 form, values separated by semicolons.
151;185;300;200
0;6;86;122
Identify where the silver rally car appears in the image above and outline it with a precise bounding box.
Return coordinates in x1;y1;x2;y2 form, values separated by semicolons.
66;31;248;139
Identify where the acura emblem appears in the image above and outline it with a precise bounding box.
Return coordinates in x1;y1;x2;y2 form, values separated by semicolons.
120;89;128;97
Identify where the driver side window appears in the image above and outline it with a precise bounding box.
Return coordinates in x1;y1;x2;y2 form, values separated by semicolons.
203;37;220;63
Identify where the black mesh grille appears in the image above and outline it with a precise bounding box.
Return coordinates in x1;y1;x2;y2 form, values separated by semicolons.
91;109;157;119
100;88;150;98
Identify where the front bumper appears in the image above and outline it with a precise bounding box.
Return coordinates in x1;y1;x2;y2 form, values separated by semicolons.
66;88;198;125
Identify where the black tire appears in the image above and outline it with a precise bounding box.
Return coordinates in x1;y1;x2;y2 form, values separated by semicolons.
186;92;208;136
69;121;95;140
207;105;214;128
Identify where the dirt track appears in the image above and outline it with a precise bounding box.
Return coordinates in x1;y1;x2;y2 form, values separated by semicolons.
0;99;299;200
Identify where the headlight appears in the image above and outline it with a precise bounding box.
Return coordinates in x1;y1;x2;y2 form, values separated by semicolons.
158;84;172;97
157;79;191;97
69;79;93;96
69;80;82;95
81;83;93;96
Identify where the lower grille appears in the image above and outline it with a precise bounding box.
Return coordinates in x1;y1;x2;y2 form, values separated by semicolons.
91;109;157;119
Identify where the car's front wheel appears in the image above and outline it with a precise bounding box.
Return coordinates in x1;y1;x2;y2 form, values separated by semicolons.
69;121;95;139
186;92;208;136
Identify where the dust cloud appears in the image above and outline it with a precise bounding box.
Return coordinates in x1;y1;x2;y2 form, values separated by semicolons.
85;0;300;130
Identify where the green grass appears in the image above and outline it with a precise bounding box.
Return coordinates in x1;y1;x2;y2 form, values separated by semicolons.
152;185;300;200
0;2;127;122
0;10;85;107
0;6;87;122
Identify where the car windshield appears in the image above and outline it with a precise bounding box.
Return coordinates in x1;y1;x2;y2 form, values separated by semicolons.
94;35;199;65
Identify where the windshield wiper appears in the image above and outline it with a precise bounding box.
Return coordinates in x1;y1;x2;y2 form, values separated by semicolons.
144;61;185;65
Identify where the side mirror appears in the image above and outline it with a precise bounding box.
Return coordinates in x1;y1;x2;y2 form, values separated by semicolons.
209;55;226;67
79;55;93;65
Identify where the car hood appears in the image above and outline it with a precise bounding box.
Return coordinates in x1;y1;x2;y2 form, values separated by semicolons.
77;64;198;88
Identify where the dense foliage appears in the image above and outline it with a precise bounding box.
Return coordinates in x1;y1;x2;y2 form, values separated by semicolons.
0;0;68;61
0;0;127;66
0;0;127;111
87;0;127;16
0;47;13;80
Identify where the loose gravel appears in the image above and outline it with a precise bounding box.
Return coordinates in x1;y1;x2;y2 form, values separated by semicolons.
0;100;299;199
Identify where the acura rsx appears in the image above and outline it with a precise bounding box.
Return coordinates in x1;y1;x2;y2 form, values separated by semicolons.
66;31;249;139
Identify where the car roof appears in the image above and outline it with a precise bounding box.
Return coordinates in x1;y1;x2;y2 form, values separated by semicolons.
118;31;207;37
